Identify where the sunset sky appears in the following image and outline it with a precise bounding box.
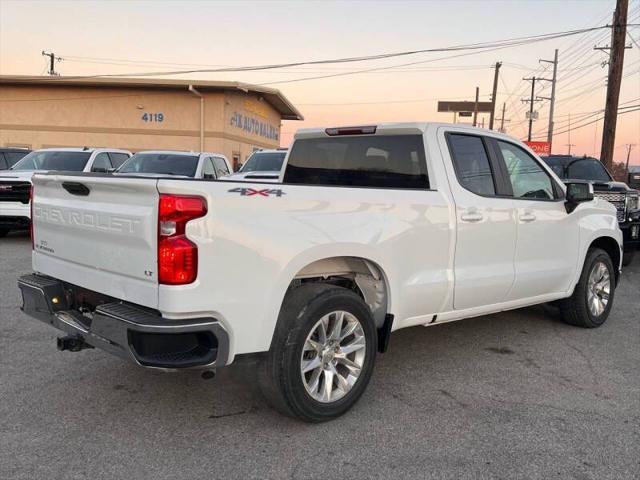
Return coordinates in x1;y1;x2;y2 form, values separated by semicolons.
1;0;639;164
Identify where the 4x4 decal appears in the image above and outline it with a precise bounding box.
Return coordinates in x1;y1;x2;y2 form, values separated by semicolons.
227;187;286;197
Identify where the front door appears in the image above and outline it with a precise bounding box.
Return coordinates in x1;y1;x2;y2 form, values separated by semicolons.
495;140;579;300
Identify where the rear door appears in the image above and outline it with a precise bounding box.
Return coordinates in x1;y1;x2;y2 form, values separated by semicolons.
31;174;160;308
440;129;517;310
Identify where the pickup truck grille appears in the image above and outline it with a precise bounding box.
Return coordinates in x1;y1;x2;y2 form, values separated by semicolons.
594;191;625;222
0;181;31;204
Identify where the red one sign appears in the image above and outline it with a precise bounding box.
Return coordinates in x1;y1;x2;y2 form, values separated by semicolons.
524;141;551;155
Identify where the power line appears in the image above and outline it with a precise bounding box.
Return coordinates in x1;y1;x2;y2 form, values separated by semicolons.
35;24;635;81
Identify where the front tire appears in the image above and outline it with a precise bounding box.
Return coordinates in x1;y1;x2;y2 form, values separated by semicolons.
258;283;377;422
560;247;615;328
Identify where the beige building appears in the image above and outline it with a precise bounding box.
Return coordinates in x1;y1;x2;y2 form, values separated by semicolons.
0;76;303;170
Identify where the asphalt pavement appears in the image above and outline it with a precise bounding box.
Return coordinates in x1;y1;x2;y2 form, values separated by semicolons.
1;231;638;480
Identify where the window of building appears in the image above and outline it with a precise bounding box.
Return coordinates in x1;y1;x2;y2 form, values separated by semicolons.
447;134;496;196
232;152;241;172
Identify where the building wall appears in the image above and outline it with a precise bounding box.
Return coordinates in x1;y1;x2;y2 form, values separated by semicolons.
0;85;282;164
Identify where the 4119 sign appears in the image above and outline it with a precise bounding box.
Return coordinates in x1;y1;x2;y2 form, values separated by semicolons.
141;112;164;123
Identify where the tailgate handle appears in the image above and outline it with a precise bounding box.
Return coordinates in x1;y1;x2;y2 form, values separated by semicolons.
62;182;90;196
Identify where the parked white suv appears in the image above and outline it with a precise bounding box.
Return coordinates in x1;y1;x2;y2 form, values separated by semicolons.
222;148;286;182
19;123;622;421
116;150;232;179
0;147;131;237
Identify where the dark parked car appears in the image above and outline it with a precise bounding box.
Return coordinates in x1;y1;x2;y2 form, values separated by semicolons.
542;154;640;265
629;166;640;190
0;148;31;170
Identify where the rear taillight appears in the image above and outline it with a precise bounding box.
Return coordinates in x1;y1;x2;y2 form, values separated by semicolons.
29;185;34;250
158;194;207;285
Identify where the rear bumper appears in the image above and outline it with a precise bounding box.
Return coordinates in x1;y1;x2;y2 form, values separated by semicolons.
17;274;229;370
0;203;30;229
620;220;640;252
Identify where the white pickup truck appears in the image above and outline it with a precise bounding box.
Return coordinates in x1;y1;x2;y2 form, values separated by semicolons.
18;123;622;422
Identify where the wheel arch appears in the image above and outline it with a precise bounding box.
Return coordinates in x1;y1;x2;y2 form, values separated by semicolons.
589;235;621;284
290;256;391;328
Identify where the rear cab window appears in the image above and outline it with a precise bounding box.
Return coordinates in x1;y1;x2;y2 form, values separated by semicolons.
284;134;429;189
446;134;496;196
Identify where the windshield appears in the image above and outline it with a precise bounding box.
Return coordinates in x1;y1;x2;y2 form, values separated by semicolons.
567;159;612;182
11;151;91;171
240;151;286;173
117;153;199;177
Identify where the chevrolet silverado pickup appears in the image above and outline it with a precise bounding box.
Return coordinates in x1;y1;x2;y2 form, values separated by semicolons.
541;154;639;265
18;123;622;422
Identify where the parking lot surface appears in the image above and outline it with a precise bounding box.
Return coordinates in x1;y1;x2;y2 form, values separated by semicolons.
1;231;638;480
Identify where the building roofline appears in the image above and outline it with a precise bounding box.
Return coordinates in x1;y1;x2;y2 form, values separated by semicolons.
0;75;304;121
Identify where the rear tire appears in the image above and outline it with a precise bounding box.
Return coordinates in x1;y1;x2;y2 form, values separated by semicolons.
622;250;635;267
258;283;377;422
560;247;615;328
0;228;9;238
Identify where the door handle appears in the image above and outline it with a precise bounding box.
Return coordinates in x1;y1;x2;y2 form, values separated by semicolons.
519;212;536;222
461;211;484;223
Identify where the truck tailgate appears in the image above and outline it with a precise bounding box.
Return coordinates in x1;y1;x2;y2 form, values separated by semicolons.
31;174;160;309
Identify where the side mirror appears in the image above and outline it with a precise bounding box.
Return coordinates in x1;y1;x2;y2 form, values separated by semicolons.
565;181;594;213
92;167;108;173
234;163;243;172
203;173;215;180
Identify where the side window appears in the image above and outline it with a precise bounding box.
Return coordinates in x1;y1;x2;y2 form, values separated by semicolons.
213;157;230;176
498;141;554;200
5;152;29;167
0;154;7;170
109;152;130;169
447;134;496;196
202;158;216;179
284;134;429;189
91;152;112;172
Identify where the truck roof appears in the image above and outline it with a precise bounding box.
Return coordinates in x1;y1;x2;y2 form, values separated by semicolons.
33;147;131;154
293;122;516;140
133;150;226;157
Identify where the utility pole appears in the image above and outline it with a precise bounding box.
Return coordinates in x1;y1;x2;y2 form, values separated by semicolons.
527;77;535;141
522;75;551;142
496;102;510;133
41;51;62;76
597;0;630;170
566;113;576;154
473;86;479;127
522;77;539;141
624;144;636;173
539;49;558;152
489;61;502;130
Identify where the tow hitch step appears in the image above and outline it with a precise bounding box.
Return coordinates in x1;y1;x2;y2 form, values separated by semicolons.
57;335;94;352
